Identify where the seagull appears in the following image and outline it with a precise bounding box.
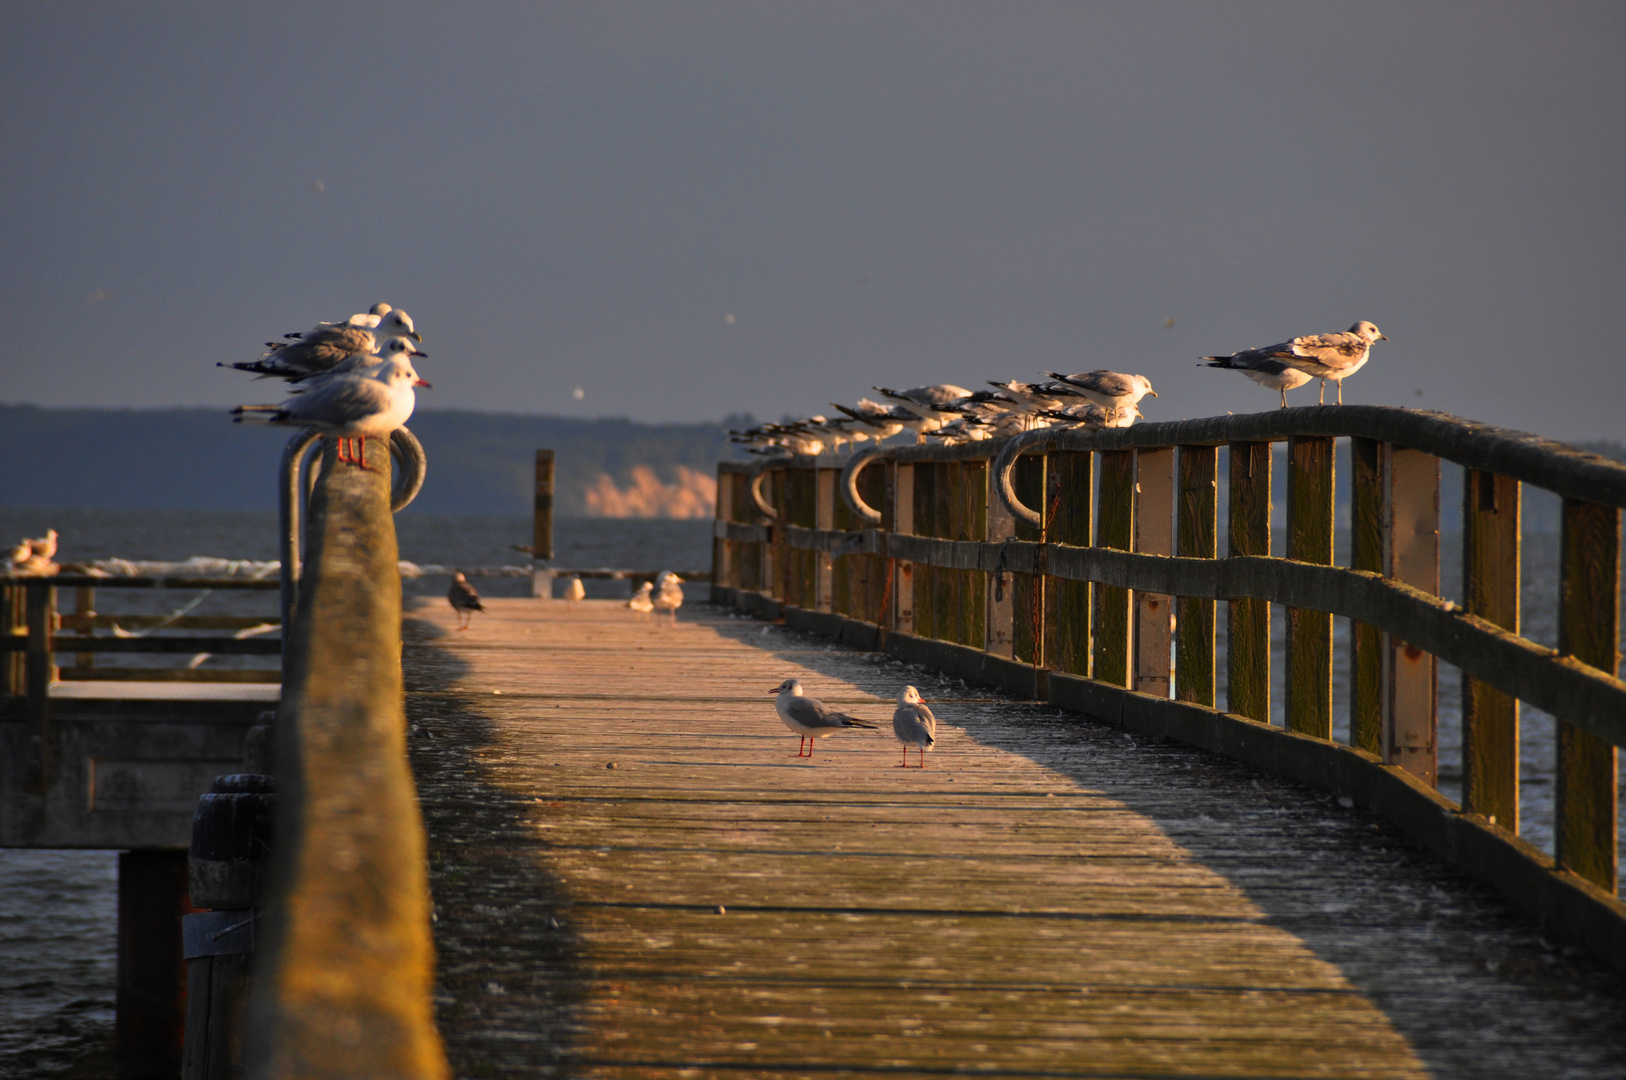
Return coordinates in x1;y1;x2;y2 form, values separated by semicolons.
1207;321;1387;405
230;349;431;441
1043;371;1157;421
27;529;58;561
226;307;423;381
769;678;878;758
447;571;484;630
563;575;586;609
892;685;937;768
1198;350;1314;408
652;572;684;625
626;580;654;620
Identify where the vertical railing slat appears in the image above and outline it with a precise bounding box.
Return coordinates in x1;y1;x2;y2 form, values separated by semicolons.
1383;448;1441;785
24;584;55;794
1463;470;1521;829
815;467;835;613
1349;438;1385;754
1285;436;1335;737
1049;451;1094;676
1093;450;1134;687
1227;442;1271;722
1134;448;1174;698
985;456;1016;658
892;463;915;636
1556;498;1620;892
1176;446;1217;706
1012;452;1046;664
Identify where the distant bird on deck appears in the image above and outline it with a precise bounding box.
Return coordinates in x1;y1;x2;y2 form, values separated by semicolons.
447;571;484;630
892;685;937;769
563;575;586;609
626;580;654;620
1204;321;1387;405
652;572;684;625
769;678;878;759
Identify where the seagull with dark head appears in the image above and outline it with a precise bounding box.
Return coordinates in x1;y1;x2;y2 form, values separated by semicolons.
769;678;878;759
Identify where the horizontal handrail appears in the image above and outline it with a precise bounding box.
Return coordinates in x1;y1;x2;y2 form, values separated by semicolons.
0;575;280;590
0;636;281;656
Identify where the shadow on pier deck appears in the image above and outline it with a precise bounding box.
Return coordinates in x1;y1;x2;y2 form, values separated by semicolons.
407;598;1626;1079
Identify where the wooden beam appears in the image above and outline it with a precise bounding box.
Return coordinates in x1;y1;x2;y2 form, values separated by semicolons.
1227;442;1271;723
1093;450;1135;687
1135;448;1174;699
1350;438;1385;754
1557;498;1620;891
1462;469;1521;830
1048;451;1093;676
1286;436;1334;738
1176;446;1217;706
1384;448;1440;785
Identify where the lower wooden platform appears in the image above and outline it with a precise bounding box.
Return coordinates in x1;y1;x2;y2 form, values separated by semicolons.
406;599;1626;1079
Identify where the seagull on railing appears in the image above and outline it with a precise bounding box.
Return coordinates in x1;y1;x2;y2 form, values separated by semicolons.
1042;371;1157;423
225;305;423;381
1198;350;1314;408
447;571;484;630
1202;321;1386;405
769;678;878;759
831;399;908;443
230;348;431;447
893;685;937;768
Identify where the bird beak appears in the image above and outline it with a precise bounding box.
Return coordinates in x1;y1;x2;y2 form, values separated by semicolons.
1147;389;1158;397
411;332;424;343
412;348;429;358
768;687;781;695
414;378;433;388
1379;334;1389;341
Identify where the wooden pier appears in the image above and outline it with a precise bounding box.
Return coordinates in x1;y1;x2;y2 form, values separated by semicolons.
408;598;1626;1078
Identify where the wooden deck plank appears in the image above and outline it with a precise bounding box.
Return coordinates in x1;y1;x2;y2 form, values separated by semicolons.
407;599;1626;1079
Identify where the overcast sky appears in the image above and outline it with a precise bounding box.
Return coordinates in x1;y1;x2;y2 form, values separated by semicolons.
2;3;1622;439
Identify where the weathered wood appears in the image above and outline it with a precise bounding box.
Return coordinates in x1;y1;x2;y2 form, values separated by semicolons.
24;584;53;793
3;585;23;695
1094;450;1135;687
892;463;915;635
1463;469;1521;829
1384;448;1440;786
1049;451;1093;676
117;850;191;1080
74;586;95;671
713;462;735;590
984;456;1016;659
1556;499;1620;892
1286;436;1334;738
1134;448;1174;699
1350;438;1385;755
246;434;448;1079
1176;446;1216;706
815;468;834;613
1227;443;1271;723
531;449;553;561
1012;453;1046;664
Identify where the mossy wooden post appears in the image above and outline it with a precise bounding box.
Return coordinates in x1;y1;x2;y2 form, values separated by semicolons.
1012;452;1046;665
985;454;1016;658
713;464;733;591
1049;451;1093;676
892;463;915;635
1227;443;1271;722
24;583;54;794
1093;450;1134;687
530;449;554;598
1176;446;1216;706
245;434;449;1080
1383;449;1440;785
1134;448;1174;699
1556;498;1620;891
1285;437;1334;737
3;585;24;695
1463;469;1521;829
815;467;835;612
1349;439;1385;754
912;463;936;639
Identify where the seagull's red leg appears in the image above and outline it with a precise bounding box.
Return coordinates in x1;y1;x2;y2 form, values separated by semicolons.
918;746;926;769
896;746;907;768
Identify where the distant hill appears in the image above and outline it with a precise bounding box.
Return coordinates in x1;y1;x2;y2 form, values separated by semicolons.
0;405;749;516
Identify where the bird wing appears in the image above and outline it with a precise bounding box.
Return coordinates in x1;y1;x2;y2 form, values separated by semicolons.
448;580;484;610
1048;371;1135;396
1287;331;1368;368
893;702;936;743
279;372;393;426
786;696;875;729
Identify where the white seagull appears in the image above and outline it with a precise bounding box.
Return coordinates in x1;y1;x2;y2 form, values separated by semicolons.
626;580;654;620
1207;321;1387;405
230;349;430;438
1042;371;1157;421
1198;350;1314;408
769;678;878;759
892;685;937;769
652;572;684;625
563;575;586;609
227;305;423;381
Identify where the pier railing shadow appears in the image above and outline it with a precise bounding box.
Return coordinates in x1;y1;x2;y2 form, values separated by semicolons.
709;405;1626;975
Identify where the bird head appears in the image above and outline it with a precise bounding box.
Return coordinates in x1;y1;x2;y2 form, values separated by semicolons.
769;678;802;697
1351;320;1387;342
899;685;923;705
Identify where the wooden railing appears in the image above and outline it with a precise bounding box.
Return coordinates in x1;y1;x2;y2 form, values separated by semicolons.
712;406;1626;971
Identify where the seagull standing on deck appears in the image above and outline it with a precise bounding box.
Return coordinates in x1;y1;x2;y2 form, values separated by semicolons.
447;571;484;630
626;580;654;620
892;685;937;768
563;576;586;610
769;678;878;759
652;572;684;625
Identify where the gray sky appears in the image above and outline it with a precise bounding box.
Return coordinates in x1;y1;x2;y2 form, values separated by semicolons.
2;3;1622;439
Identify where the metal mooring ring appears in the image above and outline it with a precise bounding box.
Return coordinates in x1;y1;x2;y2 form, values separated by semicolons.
839;444;888;524
749;457;779;520
992;429;1053;530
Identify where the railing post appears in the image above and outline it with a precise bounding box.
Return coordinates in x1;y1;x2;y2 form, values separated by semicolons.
815;465;835;612
1286;436;1335;737
1227;442;1271;722
1134;448;1174;698
246;433;448;1078
892;462;915;634
1093;450;1134;687
532;449;555;598
1350;438;1385;754
1012;453;1045;663
3;584;23;695
985;455;1016;659
1463;469;1521;828
1176;446;1217;706
1049;450;1093;676
24;582;55;794
1556;498;1620;891
1382;448;1440;784
713;464;733;590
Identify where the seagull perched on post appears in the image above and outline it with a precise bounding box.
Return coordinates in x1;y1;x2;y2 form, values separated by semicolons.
1203;321;1387;405
1198;351;1314;408
1042;371;1157;422
769;678;878;758
225;305;423;382
892;685;937;769
447;571;484;630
